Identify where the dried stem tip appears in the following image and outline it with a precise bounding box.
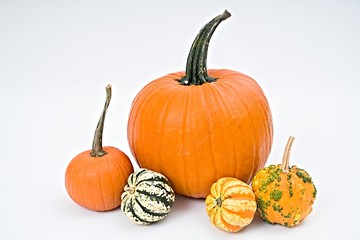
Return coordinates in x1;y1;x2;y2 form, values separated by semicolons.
281;136;295;172
90;84;112;157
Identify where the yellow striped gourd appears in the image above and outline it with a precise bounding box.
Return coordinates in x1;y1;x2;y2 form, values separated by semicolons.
205;177;256;232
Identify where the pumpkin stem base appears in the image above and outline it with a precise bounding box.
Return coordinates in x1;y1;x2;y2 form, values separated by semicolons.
179;10;231;86
125;186;135;195
215;197;222;207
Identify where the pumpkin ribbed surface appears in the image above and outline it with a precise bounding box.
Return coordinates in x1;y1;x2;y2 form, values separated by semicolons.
65;146;133;211
127;69;273;198
205;177;257;232
121;168;175;225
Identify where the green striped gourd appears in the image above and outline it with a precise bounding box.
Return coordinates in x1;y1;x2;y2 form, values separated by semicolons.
121;168;175;225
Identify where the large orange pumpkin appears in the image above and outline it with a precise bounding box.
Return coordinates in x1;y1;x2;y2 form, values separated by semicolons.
127;10;273;198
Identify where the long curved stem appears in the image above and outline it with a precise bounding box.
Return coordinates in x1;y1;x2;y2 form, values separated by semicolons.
281;136;295;172
90;84;112;157
179;10;231;85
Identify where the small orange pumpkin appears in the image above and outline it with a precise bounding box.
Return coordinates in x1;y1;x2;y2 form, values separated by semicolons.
65;85;134;211
127;10;273;198
252;136;317;226
205;177;257;232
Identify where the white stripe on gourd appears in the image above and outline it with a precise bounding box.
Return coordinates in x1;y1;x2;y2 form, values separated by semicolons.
121;168;175;225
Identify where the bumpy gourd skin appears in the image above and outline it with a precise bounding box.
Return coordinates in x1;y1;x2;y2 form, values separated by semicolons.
252;164;317;227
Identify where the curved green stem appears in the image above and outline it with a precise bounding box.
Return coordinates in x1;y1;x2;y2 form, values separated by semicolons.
90;84;112;157
179;10;231;85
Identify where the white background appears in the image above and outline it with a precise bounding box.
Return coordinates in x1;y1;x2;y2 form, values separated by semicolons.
1;0;359;239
